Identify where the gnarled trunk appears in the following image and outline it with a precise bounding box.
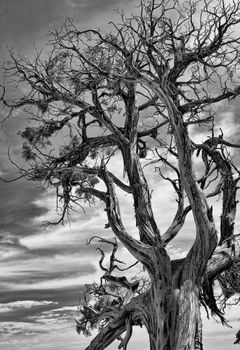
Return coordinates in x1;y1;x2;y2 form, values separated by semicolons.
142;280;202;350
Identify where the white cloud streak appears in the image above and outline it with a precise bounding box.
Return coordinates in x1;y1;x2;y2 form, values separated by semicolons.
0;300;58;313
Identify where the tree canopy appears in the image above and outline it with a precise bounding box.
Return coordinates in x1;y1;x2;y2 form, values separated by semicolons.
1;0;240;349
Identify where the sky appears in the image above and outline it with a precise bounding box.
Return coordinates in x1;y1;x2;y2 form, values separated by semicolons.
0;1;240;350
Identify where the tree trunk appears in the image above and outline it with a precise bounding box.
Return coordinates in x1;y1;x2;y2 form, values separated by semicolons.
142;280;202;350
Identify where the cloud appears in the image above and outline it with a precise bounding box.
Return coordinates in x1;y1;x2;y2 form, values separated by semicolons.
0;300;57;313
0;284;84;305
27;305;77;325
47;305;77;312
0;321;48;336
0;1;64;52
0;254;98;290
0;301;82;349
0;237;27;261
65;0;135;11
202;304;240;350
0;178;48;238
0;320;87;350
19;201;109;250
65;0;85;8
0;0;137;58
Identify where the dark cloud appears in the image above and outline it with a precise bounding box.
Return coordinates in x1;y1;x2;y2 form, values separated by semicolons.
0;257;96;287
0;304;55;324
0;0;136;55
0;285;84;304
0;269;94;285
0;177;48;236
0;0;64;52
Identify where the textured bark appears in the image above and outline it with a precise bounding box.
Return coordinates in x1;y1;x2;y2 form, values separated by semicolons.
141;280;202;350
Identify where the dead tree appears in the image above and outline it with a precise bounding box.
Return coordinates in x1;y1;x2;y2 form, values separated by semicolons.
1;0;240;349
